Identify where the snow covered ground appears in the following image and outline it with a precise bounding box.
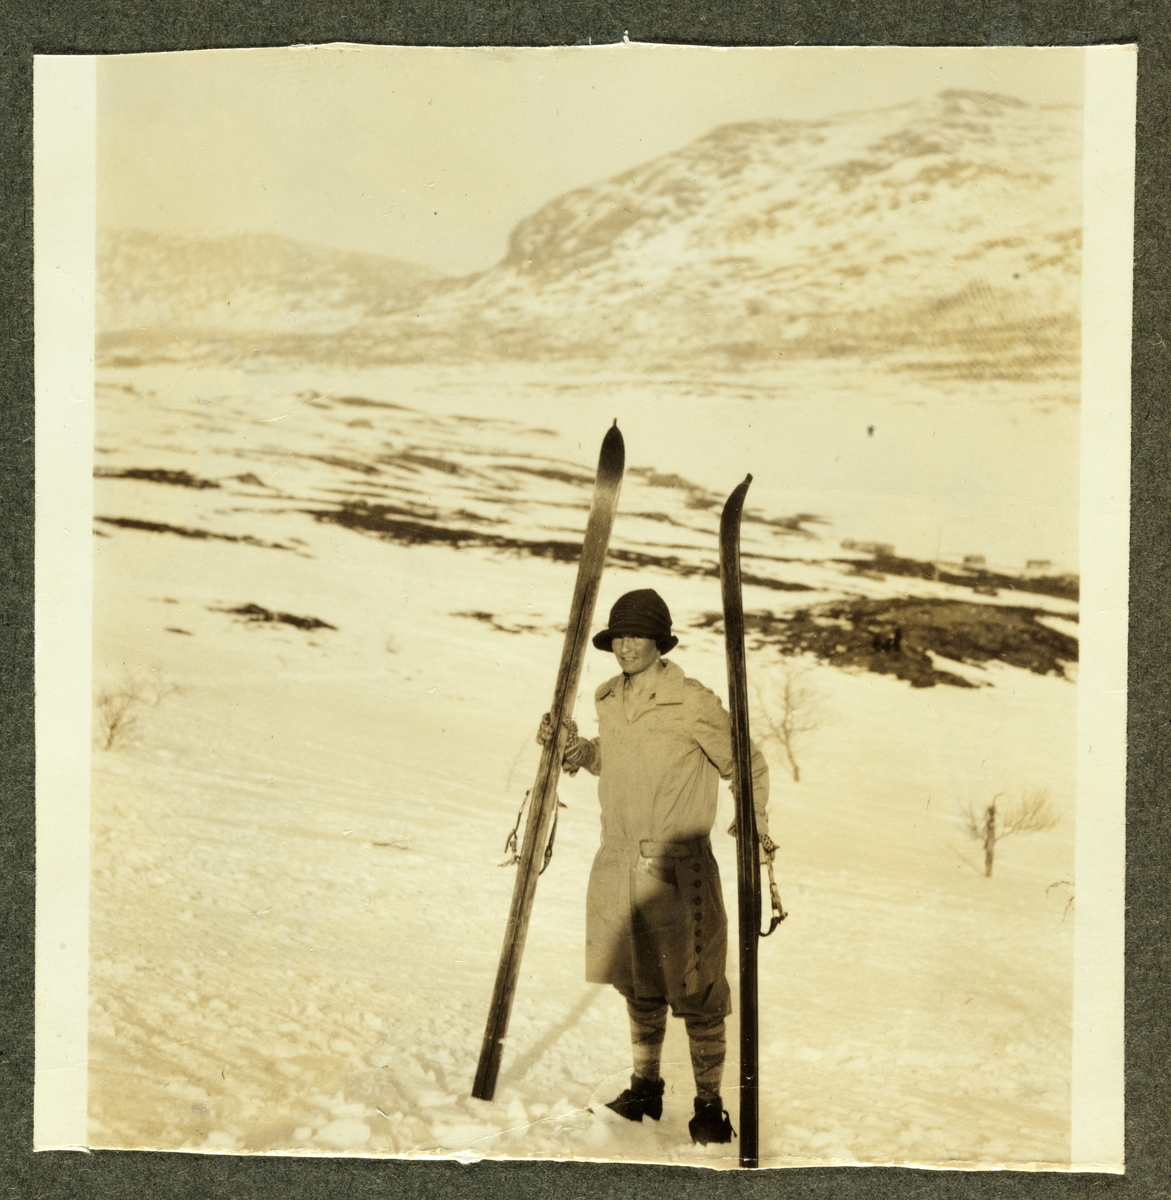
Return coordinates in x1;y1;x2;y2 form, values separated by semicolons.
87;361;1076;1168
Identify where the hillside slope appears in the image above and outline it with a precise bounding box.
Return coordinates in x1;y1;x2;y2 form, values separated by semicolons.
97;230;442;355
99;90;1081;384
368;91;1080;380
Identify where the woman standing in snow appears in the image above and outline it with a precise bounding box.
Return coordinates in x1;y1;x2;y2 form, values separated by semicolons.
540;588;772;1146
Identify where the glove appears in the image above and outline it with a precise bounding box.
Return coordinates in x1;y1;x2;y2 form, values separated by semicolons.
536;713;579;748
537;713;554;746
538;714;587;776
727;821;777;864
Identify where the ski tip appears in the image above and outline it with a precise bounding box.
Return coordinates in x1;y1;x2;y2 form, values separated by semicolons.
720;474;753;528
601;421;625;462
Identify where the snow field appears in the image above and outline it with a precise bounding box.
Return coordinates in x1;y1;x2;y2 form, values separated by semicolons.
87;361;1076;1167
89;509;1073;1167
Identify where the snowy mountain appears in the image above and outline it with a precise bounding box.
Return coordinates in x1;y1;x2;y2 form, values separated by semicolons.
98;91;1081;382
369;90;1081;380
97;230;442;359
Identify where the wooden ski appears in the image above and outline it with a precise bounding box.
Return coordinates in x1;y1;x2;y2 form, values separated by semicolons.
719;473;762;1168
472;422;625;1102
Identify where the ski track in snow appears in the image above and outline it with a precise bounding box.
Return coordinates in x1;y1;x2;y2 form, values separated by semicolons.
89;363;1075;1168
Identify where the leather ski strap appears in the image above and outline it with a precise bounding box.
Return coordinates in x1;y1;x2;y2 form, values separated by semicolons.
501;787;559;875
761;856;787;937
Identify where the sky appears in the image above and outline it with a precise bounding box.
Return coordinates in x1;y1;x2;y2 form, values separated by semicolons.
97;44;1085;276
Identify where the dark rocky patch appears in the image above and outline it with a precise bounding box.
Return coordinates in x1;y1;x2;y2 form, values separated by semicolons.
94;517;292;550
310;455;381;476
313;501;812;587
382;452;464;476
454;509;504;526
739;571;816;594
334;395;411;411
451;413;508;426
628;467;720;510
211;603;336;631
609;547;814;592
307;503;514;553
698;597;1078;688
308;501;815;591
839;552;1079;602
94;467;220;489
744;511;827;538
628;469;824;538
452;610;542;635
500;464;594;486
630;511;680;525
455;610;497;624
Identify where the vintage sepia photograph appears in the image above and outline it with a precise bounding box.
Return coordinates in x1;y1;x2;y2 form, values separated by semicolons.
35;43;1132;1170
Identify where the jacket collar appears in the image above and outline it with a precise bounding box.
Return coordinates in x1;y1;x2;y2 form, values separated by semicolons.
596;658;685;705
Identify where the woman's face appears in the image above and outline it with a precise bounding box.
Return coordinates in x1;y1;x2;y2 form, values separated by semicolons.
612;636;660;677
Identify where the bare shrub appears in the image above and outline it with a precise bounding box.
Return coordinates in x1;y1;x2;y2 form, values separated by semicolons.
94;666;179;750
964;786;1060;877
753;660;822;783
95;677;146;750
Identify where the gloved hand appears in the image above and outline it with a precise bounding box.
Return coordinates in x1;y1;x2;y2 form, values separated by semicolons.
727;821;777;864
538;713;587;775
537;713;579;747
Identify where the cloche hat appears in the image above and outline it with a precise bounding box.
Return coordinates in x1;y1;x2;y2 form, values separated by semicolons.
592;589;678;654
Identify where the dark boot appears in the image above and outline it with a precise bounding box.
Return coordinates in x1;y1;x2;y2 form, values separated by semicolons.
689;1096;735;1144
605;1073;665;1122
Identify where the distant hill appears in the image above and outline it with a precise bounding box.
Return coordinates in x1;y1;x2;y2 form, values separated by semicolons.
97;230;443;360
99;91;1082;381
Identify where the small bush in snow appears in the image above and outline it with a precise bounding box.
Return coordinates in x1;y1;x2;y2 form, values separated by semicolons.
753;660;822;783
95;667;179;750
964;786;1059;877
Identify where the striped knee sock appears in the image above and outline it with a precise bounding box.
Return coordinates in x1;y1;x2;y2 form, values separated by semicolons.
625;995;668;1083
683;1013;726;1099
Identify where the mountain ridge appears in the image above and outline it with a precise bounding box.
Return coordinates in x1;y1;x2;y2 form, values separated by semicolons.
99;90;1082;383
97;229;444;343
